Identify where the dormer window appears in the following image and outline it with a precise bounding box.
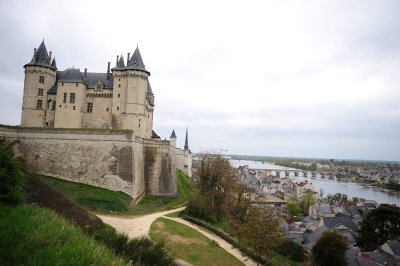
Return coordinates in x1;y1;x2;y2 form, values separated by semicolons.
95;79;103;91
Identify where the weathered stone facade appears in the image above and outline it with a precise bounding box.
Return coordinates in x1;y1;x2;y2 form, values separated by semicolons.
0;126;177;199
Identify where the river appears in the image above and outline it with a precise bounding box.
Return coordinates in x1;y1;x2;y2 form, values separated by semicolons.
230;159;400;206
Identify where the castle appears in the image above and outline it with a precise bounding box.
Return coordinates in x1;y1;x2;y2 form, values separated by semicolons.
0;40;192;201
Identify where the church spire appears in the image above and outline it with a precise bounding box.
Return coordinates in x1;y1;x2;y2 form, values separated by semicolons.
184;127;189;150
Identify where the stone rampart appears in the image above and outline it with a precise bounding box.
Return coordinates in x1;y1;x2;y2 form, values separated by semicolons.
0;126;177;200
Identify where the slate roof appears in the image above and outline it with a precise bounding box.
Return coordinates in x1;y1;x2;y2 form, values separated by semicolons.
58;68;83;82
24;40;56;70
147;80;153;96
126;47;149;74
322;215;359;232
387;241;400;256
170;130;177;138
84;72;113;89
313;204;333;214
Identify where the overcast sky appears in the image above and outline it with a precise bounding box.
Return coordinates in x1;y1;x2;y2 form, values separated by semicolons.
1;0;399;161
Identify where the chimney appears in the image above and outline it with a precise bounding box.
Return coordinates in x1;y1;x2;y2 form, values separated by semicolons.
84;68;87;78
49;51;52;63
127;53;131;62
116;55;119;65
107;62;111;79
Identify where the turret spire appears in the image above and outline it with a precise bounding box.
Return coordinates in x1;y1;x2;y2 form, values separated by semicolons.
184;127;189;150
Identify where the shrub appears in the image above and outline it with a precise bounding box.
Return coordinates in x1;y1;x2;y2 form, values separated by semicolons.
275;238;305;262
312;231;347;266
0;138;26;204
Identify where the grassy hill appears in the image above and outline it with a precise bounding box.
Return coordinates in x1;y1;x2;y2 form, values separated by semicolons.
39;169;194;215
0;203;125;266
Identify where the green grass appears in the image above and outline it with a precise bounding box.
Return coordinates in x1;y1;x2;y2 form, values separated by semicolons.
39;169;194;215
150;217;244;266
0;203;125;266
39;175;133;213
166;210;182;217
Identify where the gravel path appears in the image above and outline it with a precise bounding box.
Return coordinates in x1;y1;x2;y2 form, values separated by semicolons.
97;208;256;266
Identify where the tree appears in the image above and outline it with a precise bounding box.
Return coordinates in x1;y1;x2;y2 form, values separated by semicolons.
300;192;316;215
237;207;283;264
275;238;305;262
312;231;348;266
0;138;26;204
357;204;400;250
286;201;301;219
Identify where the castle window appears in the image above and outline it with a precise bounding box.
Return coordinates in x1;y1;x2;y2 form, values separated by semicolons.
63;93;67;103
52;101;56;110
139;124;140;128
118;94;120;98
37;88;43;96
70;93;75;103
118;84;121;88
73;106;76;110
87;103;93;113
117;106;119;111
106;108;109;112
36;99;43;109
76;83;78;87
39;76;45;84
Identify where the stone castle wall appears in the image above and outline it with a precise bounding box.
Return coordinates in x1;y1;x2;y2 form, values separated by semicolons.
0;126;176;200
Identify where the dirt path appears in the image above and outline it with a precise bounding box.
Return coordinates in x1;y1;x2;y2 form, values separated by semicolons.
97;208;256;266
97;207;186;238
163;216;256;266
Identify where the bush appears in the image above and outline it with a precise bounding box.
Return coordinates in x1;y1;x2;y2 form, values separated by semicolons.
275;238;305;262
0;138;26;204
312;231;347;266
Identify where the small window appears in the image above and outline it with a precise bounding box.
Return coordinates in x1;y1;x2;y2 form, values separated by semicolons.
70;93;75;103
118;78;120;81
106;108;109;112
39;76;45;84
45;122;48;126
62;83;64;86
118;84;121;88
73;106;76;110
63;93;67;103
117;106;119;111
138;124;140;128
37;88;44;96
36;99;43;109
87;103;93;113
76;83;78;87
52;101;56;110
59;105;61;108
118;94;120;98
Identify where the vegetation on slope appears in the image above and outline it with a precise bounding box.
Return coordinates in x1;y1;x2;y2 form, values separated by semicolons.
150;217;243;266
39;169;194;215
27;174;175;265
0;203;125;266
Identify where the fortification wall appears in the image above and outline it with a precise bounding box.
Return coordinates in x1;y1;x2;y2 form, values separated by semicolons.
174;148;193;177
0;126;146;199
143;139;177;196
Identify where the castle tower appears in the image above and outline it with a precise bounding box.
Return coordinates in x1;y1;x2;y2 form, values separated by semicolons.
111;47;153;138
21;40;57;127
170;129;177;146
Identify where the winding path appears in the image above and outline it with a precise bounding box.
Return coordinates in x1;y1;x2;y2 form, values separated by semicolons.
96;208;256;266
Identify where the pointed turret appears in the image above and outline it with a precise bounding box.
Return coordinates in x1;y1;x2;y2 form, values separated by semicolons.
170;130;177;139
184;127;189;151
170;129;177;146
116;54;125;68
126;46;150;75
51;57;57;69
24;40;56;70
147;80;154;96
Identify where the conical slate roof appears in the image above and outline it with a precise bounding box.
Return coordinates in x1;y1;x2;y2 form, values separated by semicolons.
116;55;125;68
24;40;56;70
184;127;189;150
51;57;57;69
170;130;177;139
126;47;149;74
147;80;154;96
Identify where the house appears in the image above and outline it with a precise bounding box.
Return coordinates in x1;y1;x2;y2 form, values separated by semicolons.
309;204;335;218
